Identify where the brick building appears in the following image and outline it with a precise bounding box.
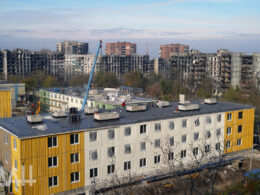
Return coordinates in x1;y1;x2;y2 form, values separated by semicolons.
160;43;189;59
105;42;136;55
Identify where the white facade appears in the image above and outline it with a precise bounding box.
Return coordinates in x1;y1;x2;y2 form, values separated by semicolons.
84;112;225;188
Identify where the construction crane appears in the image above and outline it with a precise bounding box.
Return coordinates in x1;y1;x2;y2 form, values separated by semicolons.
81;40;102;112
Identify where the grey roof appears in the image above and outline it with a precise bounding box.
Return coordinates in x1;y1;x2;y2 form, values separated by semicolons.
0;87;10;91
0;100;254;139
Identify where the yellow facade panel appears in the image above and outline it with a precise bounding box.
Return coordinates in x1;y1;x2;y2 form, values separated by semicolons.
224;108;255;154
12;132;85;195
0;89;12;118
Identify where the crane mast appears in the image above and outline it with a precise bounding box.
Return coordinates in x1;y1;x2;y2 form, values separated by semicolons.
81;40;102;112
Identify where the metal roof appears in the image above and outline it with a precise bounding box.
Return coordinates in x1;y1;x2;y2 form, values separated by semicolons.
0;100;254;139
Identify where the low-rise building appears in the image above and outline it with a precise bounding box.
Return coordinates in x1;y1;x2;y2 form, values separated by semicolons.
0;98;254;194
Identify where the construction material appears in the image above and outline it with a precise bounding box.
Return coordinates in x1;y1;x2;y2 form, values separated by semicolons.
94;112;119;121
27;115;43;123
126;104;147;112
178;104;200;111
204;98;217;104
52;111;67;118
157;101;170;107
85;107;98;114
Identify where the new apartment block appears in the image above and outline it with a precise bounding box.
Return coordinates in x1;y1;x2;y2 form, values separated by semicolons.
105;42;136;55
57;41;89;55
0;99;254;194
160;43;189;59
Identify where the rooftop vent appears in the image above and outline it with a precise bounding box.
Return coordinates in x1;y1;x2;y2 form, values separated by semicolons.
94;112;120;121
52;111;67;118
178;104;200;111
126;104;147;112
157;101;170;108
68;107;81;123
179;94;190;104
204;98;217;104
85;106;98;114
27;115;43;123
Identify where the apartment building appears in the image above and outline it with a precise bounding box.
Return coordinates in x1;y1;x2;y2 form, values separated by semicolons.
152;58;171;79
105;42;136;55
57;41;89;55
0;98;254;194
38;87;157;112
160;43;189;59
170;50;207;89
101;55;151;78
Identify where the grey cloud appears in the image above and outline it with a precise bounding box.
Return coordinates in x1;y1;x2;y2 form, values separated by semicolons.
90;28;148;36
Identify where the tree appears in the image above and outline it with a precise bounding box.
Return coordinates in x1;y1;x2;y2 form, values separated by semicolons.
32;70;46;88
20;77;37;92
42;76;59;88
94;71;120;88
124;71;147;89
69;74;89;87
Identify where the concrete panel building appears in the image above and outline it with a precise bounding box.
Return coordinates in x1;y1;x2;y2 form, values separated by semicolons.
57;41;89;55
160;43;189;59
105;42;136;55
0;99;254;194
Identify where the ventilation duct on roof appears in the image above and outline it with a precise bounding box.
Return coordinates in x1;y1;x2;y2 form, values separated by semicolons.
27;115;43;123
52;111;67;118
178;104;200;111
85;106;98;114
157;101;170;108
94;112;120;121
68;107;81;123
126;104;147;112
204;98;217;104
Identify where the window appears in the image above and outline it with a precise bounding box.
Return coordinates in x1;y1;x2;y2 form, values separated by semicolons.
193;147;198;156
89;150;98;160
154;139;160;148
140;158;146;167
155;123;161;131
181;150;186;158
107;164;115;174
140;141;146;151
108;129;115;140
205;145;210;153
169;121;174;130
216;129;221;137
125;127;131;136
182;119;187;128
237;138;242;146
4;134;8;144
154;155;160;164
49;176;58;187
238;112;243;119
70;153;79;163
71;98;73;103
15;179;18;190
194;132;199;141
15;159;18;169
206;116;211;124
89;132;97;142
206;131;211;139
227;113;232;121
70;134;79;144
216;143;221;150
71;172;80;183
107;147;115;157
195;118;200;126
124;161;131;170
217;114;221;122
226;141;231;149
227;127;232;135
169;137;174;146
168;152;174;160
48;137;57;148
124;144;131;154
238;125;242;133
48;157;58;167
182;135;187;143
5;153;8;163
140;125;146;134
13;139;17;150
90;168;98;178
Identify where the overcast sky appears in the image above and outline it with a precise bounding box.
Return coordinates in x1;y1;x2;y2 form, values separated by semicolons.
1;0;260;57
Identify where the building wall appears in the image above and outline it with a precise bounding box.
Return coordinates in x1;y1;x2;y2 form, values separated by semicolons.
11;132;85;195
224;108;254;154
160;44;189;59
0;89;12;118
0;128;12;172
105;42;136;55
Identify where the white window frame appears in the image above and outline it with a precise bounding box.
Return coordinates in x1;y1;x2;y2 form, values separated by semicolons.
70;153;79;164
70;134;79;145
49;176;58;188
227;127;232;135
48;156;58;168
227;113;232;121
71;172;80;183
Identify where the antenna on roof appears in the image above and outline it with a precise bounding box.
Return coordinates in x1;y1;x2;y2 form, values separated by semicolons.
146;42;149;55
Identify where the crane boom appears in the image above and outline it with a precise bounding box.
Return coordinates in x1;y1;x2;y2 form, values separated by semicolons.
81;40;102;112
